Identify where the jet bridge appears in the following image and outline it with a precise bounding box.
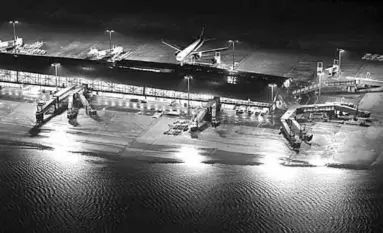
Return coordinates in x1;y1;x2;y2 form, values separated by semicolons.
293;78;383;97
66;86;85;120
78;91;97;116
35;85;77;124
296;103;370;118
280;103;370;150
66;85;97;120
67;93;78;120
35;84;96;125
190;97;220;131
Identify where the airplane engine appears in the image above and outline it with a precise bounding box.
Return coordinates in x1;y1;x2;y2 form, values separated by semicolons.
193;52;203;60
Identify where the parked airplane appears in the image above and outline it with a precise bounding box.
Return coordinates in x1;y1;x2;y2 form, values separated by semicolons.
0;37;23;51
162;28;231;65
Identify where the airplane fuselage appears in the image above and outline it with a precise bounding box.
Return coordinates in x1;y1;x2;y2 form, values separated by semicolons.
176;38;204;62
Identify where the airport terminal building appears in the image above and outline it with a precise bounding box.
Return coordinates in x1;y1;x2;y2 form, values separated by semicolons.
0;53;285;109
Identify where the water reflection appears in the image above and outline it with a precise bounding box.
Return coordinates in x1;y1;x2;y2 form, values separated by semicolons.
260;153;297;181
227;76;237;84
176;146;205;166
44;127;82;165
309;157;331;167
51;146;80;164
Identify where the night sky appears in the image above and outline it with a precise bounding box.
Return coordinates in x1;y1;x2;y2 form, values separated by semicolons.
4;0;382;15
1;0;382;39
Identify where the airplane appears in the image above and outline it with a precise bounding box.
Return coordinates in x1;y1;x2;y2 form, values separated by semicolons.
0;37;23;51
162;28;231;65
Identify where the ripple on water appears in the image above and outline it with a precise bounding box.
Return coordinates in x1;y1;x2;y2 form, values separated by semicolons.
1;149;383;232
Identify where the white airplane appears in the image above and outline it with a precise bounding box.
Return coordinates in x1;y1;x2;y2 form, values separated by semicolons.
162;28;231;65
0;37;23;51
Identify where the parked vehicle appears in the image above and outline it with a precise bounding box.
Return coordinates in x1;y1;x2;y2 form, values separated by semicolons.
166;109;180;116
152;110;163;118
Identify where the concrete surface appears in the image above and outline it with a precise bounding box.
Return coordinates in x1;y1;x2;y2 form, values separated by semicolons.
2;22;383;168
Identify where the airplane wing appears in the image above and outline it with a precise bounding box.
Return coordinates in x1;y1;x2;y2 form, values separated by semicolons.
161;40;183;51
191;44;231;55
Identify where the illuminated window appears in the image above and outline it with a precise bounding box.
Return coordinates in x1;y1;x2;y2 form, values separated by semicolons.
227;76;237;84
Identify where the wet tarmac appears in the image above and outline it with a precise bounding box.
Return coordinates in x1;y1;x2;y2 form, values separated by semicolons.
1;80;383;232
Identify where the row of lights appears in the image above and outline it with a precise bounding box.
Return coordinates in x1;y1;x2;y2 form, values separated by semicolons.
8;20;238;71
6;20;345;72
7;20;116;50
5;20;344;107
0;90;20;96
101;100;192;114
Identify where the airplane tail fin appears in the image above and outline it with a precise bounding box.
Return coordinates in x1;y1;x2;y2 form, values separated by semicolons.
200;27;205;39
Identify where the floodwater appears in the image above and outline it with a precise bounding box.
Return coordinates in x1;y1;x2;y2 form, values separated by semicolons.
1;82;383;232
1;145;383;233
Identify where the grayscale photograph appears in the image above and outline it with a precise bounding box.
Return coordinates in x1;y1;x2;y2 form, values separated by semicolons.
1;0;383;232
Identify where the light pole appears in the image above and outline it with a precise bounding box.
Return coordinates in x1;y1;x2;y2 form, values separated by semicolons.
51;62;60;89
337;48;344;75
185;75;193;118
228;40;239;70
268;83;277;102
106;29;114;50
318;73;322;97
9;20;19;41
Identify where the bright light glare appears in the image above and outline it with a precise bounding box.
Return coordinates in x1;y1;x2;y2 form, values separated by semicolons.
176;146;204;166
309;156;334;167
260;154;296;181
258;115;263;122
51;146;80;164
309;158;327;167
29;87;40;94
48;128;69;144
47;128;80;164
268;83;277;88
51;62;60;67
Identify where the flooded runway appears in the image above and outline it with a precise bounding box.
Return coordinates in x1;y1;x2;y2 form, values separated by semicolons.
1;148;383;233
1;73;383;232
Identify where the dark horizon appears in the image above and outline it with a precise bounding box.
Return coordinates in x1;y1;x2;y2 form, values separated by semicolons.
1;0;383;54
3;0;382;19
